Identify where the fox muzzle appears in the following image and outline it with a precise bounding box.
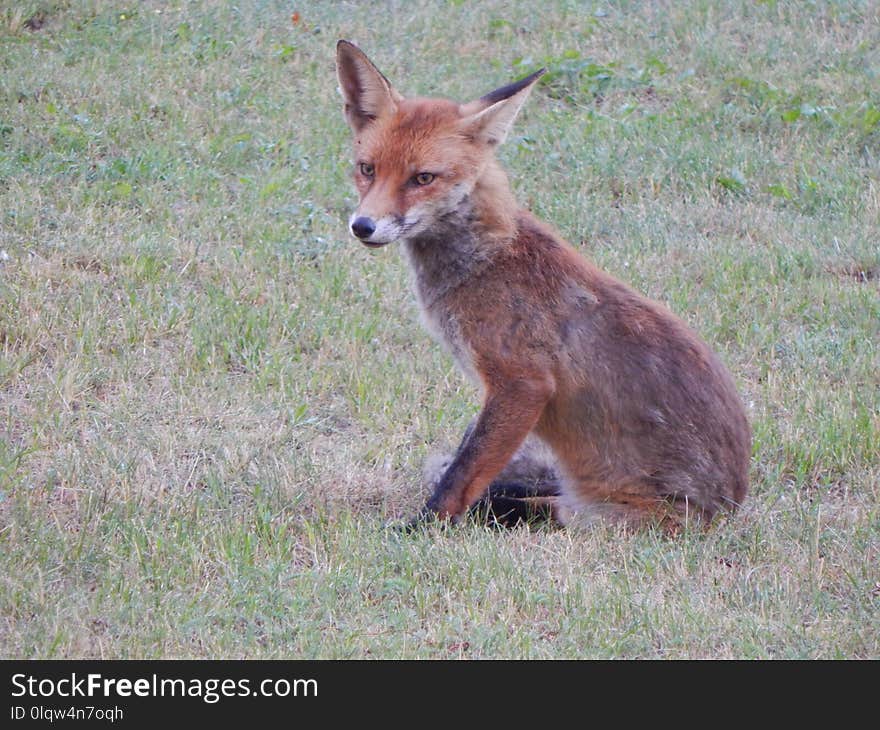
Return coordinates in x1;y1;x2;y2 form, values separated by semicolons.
349;213;402;247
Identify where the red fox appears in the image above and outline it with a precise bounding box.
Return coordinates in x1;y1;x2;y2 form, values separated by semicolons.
336;40;751;530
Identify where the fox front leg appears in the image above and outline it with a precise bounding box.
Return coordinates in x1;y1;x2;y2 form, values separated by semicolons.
416;376;553;524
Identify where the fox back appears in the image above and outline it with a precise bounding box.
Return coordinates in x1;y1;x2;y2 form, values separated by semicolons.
336;41;751;530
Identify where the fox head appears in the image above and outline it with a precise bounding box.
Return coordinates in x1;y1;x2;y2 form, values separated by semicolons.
336;40;545;247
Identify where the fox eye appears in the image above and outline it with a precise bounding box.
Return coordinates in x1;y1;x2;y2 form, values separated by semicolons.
414;172;435;186
359;162;375;177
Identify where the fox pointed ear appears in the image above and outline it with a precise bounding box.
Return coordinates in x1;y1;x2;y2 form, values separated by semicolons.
459;68;545;146
336;40;403;133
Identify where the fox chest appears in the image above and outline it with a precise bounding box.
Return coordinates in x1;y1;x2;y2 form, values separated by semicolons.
401;237;487;386
417;302;481;386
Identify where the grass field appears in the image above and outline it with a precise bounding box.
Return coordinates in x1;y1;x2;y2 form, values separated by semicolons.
1;0;878;658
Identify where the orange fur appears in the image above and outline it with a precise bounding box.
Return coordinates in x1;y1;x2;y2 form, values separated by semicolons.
336;41;751;530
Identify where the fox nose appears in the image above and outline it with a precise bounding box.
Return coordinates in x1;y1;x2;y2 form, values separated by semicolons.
351;216;376;240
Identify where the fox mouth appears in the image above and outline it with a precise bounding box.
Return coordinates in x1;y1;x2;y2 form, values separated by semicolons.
361;239;392;249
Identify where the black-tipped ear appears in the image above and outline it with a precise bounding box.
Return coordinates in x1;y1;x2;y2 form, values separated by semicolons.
459;68;545;146
478;68;547;107
336;40;402;133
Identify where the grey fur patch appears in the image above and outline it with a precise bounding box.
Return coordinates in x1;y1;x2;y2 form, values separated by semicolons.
422;451;454;490
496;433;561;488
